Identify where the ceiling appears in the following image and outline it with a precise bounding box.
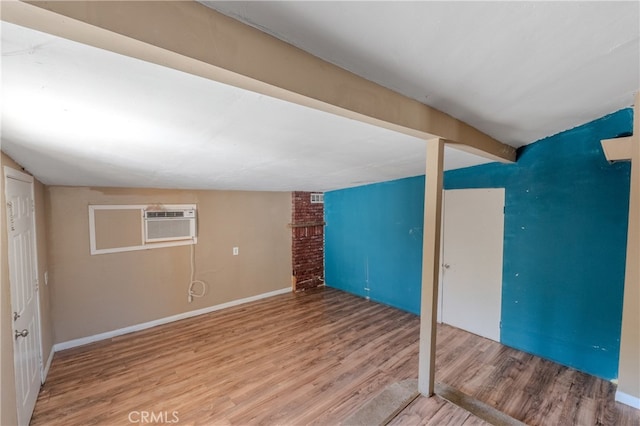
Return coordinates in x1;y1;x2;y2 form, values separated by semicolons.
1;2;638;192
204;1;639;146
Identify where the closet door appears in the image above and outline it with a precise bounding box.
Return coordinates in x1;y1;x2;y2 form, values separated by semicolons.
439;188;505;342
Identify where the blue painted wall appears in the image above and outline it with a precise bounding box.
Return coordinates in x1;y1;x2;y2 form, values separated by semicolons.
324;176;425;314
325;108;632;379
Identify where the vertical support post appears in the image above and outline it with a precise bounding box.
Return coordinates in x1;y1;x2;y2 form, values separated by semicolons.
418;137;445;396
617;92;640;406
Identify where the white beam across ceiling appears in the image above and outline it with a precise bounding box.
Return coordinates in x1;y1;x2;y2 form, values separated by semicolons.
2;0;516;163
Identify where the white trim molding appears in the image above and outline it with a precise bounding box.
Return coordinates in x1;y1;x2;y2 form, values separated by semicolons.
4;166;34;183
615;390;640;409
54;287;291;351
42;346;55;383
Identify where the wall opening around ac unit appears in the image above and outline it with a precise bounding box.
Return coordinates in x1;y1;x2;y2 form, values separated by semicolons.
88;204;197;255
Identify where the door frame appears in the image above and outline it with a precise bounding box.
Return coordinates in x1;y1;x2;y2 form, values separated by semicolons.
4;166;45;393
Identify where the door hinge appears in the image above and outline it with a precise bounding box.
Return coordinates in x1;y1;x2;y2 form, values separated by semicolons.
31;199;35;213
35;278;39;291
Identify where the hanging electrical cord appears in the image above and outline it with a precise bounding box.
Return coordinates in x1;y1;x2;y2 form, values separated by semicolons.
188;241;207;303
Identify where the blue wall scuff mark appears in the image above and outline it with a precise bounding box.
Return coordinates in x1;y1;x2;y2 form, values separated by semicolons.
324;108;632;380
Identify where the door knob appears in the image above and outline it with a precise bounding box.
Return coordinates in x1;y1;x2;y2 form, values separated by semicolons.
443;263;450;269
14;329;28;339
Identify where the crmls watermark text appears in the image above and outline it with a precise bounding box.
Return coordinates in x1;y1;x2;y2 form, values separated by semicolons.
128;411;179;424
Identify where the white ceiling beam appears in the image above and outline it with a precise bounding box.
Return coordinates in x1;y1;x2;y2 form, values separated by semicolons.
2;0;516;163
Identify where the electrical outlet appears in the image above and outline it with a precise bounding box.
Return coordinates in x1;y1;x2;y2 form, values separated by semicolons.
233;247;239;256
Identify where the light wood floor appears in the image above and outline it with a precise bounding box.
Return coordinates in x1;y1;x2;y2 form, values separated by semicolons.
32;287;639;425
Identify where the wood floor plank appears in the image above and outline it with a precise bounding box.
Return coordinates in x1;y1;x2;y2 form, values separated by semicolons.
388;395;490;426
31;287;640;426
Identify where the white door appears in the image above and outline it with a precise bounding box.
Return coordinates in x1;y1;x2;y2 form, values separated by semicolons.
5;167;42;426
439;188;504;342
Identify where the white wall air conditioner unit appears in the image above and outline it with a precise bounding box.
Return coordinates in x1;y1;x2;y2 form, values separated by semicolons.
310;193;324;204
144;209;196;243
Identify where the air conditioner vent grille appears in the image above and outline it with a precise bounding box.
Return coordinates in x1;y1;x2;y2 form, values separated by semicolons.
147;219;193;241
146;211;185;218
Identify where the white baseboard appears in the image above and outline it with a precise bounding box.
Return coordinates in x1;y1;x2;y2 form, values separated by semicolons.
54;287;291;352
615;390;640;409
41;345;55;383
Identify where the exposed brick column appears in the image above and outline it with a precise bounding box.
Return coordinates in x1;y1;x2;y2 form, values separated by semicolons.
291;192;324;291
